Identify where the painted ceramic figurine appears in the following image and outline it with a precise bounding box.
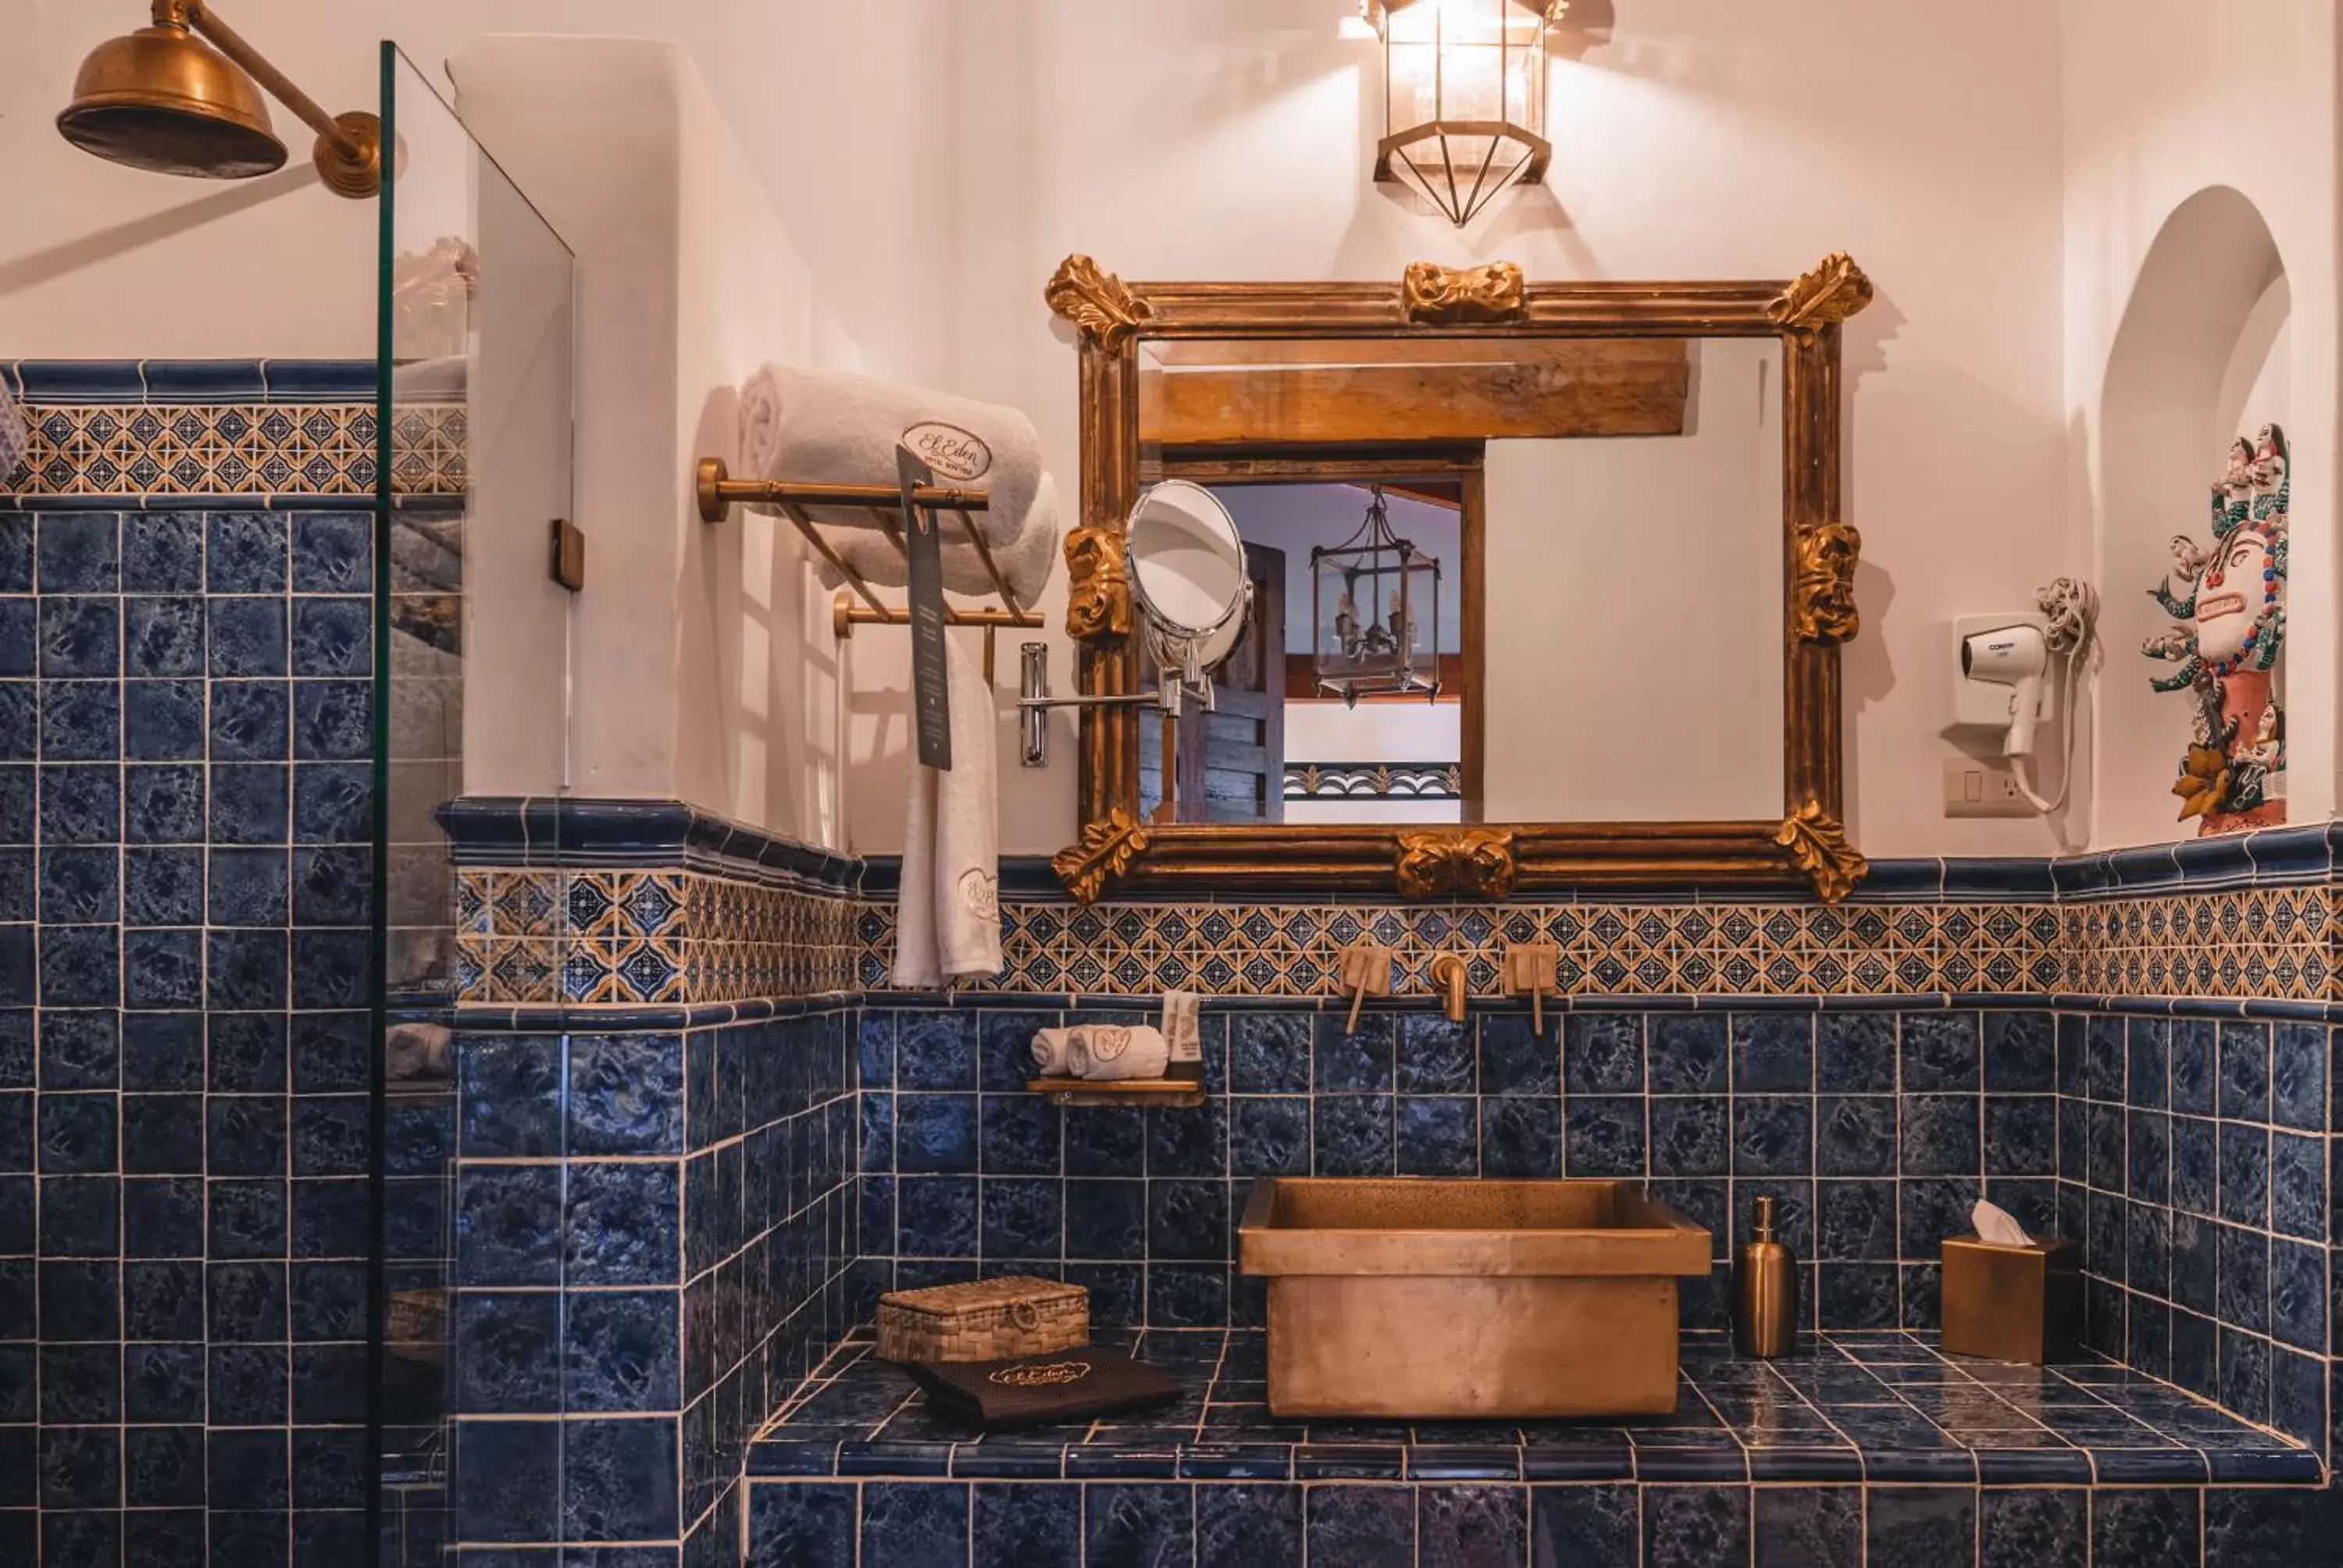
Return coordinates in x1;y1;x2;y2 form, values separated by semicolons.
2142;423;2288;832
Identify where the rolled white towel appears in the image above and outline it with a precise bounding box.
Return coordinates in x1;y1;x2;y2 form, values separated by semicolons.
1068;1025;1171;1083
1031;1027;1075;1078
800;466;1060;609
739;363;1053;584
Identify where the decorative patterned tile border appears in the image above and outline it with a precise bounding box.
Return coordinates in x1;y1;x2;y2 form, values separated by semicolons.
852;900;2068;998
455;868;860;1006
2064;890;2332;1003
1;358;463;500
437;800;2343;1006
13;401;379;496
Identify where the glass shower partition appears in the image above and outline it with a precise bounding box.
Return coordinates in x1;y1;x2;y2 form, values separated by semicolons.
372;44;576;1565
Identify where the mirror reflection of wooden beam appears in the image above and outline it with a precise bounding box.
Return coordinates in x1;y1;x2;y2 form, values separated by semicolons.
1147;338;1648;368
1348;479;1461;511
1140;340;1690;446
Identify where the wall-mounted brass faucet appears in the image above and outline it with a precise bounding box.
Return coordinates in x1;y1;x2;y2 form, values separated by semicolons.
1428;953;1469;1025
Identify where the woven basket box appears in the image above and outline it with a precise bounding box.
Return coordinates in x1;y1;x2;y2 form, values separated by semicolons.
877;1276;1088;1363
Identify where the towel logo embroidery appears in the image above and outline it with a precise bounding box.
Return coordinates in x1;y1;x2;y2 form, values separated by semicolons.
958;868;1000;922
903;422;993;483
990;1361;1092;1388
1087;1027;1133;1062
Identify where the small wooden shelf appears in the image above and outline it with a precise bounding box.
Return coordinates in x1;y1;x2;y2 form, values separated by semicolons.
1026;1063;1205;1108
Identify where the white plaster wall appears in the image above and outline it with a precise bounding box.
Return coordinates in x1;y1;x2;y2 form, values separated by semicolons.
1282;702;1464;825
450;37;854;848
839;0;2072;858
1286;702;1460;767
0;1;953;374
14;2;2199;864
1482;338;1783;823
2060;0;2339;848
446;94;578;800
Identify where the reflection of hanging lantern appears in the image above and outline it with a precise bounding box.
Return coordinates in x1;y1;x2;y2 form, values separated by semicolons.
1313;486;1442;707
1368;0;1561;227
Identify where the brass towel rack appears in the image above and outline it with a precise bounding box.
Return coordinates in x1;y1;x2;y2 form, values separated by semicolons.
696;457;1043;678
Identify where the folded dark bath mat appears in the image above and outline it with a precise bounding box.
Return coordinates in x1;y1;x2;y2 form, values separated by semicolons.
906;1347;1182;1432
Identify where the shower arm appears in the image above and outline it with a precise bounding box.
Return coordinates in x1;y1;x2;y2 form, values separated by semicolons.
169;0;363;165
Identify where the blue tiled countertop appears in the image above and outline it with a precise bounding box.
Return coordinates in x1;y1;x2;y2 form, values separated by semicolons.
751;1327;2322;1488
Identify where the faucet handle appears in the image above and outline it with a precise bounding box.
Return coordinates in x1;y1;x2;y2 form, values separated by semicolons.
1501;943;1560;1034
1336;943;1394;1033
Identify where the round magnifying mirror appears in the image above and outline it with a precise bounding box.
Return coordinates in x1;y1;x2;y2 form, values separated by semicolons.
1129;479;1250;671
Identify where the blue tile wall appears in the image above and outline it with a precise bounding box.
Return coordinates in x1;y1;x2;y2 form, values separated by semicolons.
2057;1013;2338;1463
447;1003;857;1559
1;502;376;1565
738;1477;2343;1567
855;1000;2065;1338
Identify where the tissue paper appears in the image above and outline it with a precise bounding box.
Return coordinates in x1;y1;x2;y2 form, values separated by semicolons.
1972;1199;2033;1248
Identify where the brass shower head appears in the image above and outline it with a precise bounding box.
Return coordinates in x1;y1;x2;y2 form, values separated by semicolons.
57;0;380;198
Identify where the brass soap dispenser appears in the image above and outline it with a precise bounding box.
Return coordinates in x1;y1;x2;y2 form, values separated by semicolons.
1733;1195;1799;1357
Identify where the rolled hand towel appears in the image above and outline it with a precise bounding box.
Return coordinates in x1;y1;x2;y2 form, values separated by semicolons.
1068;1025;1171;1082
1030;1028;1075;1077
740;364;1058;604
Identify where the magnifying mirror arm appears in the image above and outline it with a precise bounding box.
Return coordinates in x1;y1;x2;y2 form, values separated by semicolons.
1015;641;1216;768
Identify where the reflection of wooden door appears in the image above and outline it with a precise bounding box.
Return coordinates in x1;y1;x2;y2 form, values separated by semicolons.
1179;543;1284;824
1138;545;1286;824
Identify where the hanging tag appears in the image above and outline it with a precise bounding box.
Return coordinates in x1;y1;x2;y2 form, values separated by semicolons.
899;444;953;770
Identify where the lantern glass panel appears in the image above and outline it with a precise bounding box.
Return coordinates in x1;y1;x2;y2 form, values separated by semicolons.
1387;39;1440;130
1313;533;1442;700
1385;0;1548;131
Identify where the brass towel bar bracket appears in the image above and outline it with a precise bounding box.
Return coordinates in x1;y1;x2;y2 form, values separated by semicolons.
696;456;1044;680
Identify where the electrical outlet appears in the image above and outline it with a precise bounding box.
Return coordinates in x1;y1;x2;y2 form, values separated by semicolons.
1942;757;2035;818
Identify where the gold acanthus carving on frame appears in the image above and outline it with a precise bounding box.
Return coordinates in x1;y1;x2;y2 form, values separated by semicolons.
1063;526;1134;643
1793;522;1863;643
1767;251;1875;336
1054;807;1153;904
1395;829;1520;900
1775;801;1868;904
1046;255;1152;351
1402;260;1528;325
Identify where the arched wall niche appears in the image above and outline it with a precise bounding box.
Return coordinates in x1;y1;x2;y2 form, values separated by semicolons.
2096;185;2293;848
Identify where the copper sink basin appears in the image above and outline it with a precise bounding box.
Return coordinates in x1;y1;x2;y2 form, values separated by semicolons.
1238;1178;1713;1419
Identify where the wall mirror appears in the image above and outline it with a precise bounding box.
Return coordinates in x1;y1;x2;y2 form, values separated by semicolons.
1045;255;1874;905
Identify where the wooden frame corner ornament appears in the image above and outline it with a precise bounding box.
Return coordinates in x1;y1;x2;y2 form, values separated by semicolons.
1767;251;1874;337
1777;802;1868;905
1047;252;1874;905
1062;527;1133;642
1396;829;1519;900
1050;807;1152;904
1402;260;1528;324
1794;522;1863;644
1047;255;1152;351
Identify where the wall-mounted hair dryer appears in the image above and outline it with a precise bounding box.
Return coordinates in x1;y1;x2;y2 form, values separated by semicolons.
1960;622;2049;757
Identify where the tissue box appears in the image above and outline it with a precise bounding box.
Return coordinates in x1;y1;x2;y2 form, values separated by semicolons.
1940;1234;2080;1364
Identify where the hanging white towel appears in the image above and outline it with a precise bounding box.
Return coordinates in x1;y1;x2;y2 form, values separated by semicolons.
739;365;1060;605
891;637;1003;989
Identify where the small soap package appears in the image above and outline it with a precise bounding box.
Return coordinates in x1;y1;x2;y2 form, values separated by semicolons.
1940;1233;2081;1364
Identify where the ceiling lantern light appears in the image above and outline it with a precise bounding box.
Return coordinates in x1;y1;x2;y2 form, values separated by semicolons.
1368;0;1561;227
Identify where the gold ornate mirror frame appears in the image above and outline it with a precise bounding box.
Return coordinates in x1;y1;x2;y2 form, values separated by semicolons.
1045;252;1874;905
